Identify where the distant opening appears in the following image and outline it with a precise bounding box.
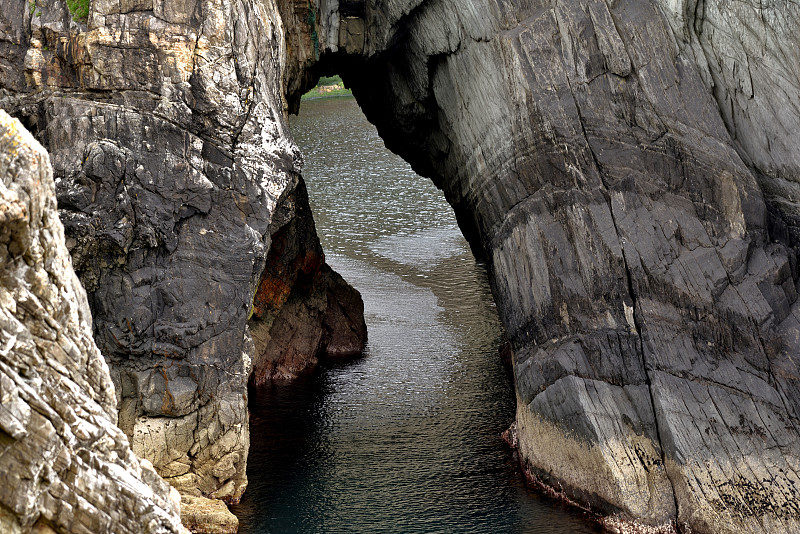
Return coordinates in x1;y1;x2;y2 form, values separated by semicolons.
231;82;600;534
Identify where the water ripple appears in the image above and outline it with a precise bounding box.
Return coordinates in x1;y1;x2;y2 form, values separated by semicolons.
232;97;599;534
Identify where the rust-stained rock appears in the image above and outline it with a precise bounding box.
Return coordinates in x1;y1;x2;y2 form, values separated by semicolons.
249;179;366;384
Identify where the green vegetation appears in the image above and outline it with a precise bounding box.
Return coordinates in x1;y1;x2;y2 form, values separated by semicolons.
301;75;353;100
318;75;343;86
66;0;89;23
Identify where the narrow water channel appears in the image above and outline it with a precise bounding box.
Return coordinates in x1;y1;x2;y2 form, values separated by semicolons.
231;96;599;534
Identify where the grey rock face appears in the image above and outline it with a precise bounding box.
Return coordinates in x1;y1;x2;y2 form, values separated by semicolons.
0;0;296;505
657;0;800;249
2;0;799;532
0;110;182;534
294;0;800;532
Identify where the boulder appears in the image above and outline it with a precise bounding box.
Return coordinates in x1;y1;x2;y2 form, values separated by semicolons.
179;496;238;534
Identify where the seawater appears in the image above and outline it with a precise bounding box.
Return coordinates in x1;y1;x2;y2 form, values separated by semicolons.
231;96;600;534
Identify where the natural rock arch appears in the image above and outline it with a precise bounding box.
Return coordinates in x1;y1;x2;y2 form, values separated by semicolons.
1;0;799;532
290;1;800;531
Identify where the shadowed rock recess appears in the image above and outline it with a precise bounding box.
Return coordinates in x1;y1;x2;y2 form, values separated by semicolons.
1;0;799;533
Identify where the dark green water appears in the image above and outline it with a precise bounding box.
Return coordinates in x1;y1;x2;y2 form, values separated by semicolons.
231;97;600;534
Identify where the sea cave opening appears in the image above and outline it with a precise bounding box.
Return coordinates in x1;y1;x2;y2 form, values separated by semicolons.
230;77;600;534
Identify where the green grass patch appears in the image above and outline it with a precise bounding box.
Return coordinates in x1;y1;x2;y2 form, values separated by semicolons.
301;85;353;100
301;75;352;100
66;0;89;23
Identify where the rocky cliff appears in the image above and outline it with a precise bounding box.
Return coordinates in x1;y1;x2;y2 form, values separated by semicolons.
0;0;364;525
0;109;183;534
315;0;800;532
659;0;800;250
2;0;800;532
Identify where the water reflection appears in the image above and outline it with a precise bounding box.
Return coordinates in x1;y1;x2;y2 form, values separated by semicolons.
231;97;599;534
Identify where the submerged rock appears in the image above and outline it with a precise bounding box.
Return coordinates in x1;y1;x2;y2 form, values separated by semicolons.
0;110;183;533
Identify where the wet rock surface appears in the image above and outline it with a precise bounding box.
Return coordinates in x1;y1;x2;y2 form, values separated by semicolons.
249;179;366;383
0;110;183;534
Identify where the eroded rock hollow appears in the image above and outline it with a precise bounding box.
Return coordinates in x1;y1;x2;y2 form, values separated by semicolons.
2;0;800;532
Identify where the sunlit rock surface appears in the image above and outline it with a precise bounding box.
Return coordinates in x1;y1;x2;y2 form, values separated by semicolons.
0;110;183;534
179;495;238;534
1;0;286;504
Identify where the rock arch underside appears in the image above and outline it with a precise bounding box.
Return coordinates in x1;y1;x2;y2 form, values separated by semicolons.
1;0;800;532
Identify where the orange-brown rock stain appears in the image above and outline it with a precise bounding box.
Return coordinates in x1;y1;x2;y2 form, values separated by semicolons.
250;233;323;319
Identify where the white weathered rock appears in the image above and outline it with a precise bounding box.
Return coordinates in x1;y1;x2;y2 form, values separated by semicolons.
0;110;183;533
1;0;298;507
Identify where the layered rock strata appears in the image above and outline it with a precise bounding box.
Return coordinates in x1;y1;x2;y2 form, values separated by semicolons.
0;0;366;520
2;0;274;504
297;0;800;532
0;110;183;534
657;0;800;251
